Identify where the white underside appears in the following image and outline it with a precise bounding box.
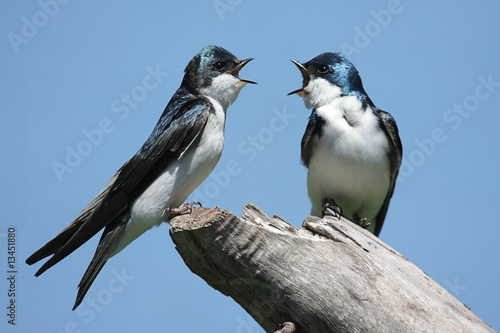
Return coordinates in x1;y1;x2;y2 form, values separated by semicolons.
108;97;227;257
105;73;246;258
307;95;391;223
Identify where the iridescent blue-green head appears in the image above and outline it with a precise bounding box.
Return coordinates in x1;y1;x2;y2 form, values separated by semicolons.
289;52;370;109
182;45;256;107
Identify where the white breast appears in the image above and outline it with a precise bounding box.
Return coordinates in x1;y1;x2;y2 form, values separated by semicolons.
307;96;390;221
109;97;226;257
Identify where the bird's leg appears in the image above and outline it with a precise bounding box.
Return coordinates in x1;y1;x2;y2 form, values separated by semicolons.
353;215;371;229
322;198;343;220
165;201;202;216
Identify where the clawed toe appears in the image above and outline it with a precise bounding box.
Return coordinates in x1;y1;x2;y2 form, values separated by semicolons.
322;198;343;220
354;217;371;229
165;200;202;216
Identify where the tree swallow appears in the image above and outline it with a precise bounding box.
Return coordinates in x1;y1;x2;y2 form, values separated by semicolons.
289;52;402;236
26;45;256;309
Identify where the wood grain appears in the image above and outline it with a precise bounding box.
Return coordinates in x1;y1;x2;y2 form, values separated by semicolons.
170;204;495;333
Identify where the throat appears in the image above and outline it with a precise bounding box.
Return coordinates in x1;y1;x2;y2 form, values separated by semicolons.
303;78;343;109
202;74;244;110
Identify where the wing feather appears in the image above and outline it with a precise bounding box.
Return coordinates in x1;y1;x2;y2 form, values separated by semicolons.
26;90;212;280
373;110;402;236
301;110;325;167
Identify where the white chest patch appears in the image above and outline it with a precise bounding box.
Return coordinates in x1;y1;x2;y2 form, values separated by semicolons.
109;98;227;257
307;96;391;221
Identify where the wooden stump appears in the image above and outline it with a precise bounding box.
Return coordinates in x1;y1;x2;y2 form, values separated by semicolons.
169;203;495;333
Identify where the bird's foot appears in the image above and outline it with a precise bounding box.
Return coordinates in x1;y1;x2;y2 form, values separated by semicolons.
165;201;202;216
274;321;296;333
322;198;343;220
353;217;371;229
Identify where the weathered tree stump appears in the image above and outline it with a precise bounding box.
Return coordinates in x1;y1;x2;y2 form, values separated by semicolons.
169;203;495;333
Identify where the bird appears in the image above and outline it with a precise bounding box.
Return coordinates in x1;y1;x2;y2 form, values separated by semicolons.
26;45;256;309
288;52;402;236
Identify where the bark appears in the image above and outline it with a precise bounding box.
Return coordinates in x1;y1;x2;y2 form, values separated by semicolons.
169;203;495;333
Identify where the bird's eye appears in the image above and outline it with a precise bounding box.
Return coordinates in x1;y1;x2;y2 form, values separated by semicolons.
318;65;329;74
213;61;225;71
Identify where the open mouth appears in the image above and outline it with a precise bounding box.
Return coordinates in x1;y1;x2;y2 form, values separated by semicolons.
230;58;257;85
288;60;311;96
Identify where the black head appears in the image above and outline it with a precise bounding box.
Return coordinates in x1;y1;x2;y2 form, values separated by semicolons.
182;45;256;90
289;52;366;96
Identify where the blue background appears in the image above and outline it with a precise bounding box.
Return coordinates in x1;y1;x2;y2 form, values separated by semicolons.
2;1;499;332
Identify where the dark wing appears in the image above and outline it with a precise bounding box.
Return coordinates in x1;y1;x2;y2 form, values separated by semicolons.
373;110;402;236
301;110;325;167
26;90;212;277
71;96;212;309
25;173;117;265
72;217;127;309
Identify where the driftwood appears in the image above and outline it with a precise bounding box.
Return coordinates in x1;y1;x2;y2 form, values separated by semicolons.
169;204;495;333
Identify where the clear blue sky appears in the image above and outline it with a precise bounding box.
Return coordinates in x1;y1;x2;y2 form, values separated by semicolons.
2;1;499;332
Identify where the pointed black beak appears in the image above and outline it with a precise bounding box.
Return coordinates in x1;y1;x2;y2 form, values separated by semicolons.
231;58;257;84
288;60;311;96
